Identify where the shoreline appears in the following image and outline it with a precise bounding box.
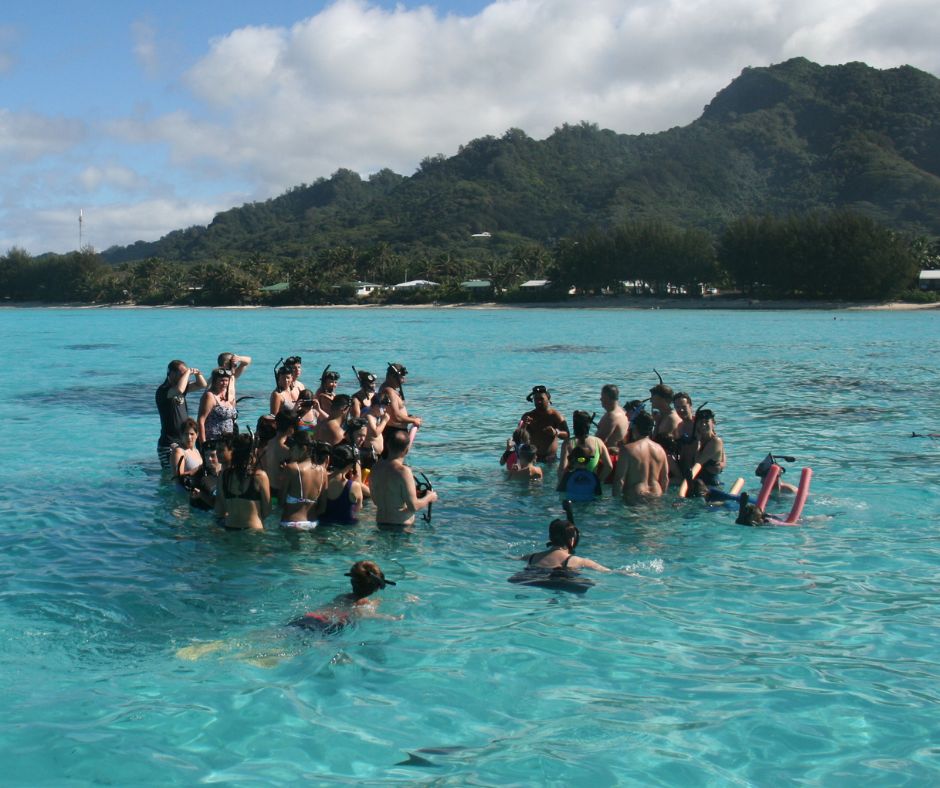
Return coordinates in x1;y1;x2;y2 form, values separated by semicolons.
2;296;938;311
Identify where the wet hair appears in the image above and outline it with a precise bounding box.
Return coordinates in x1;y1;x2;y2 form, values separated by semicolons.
631;411;655;438
330;443;357;470
275;409;297;433
346;560;395;598
572;410;596;439
181;418;198;433
517;443;536;463
649;383;674;401
601;384;619;400
673;391;692;407
387;362;408;377
297;389;315;404
310;440;333;464
386;428;411;455
167;359;186;374
547;519;579;550
331;394;352;413
344;417;367;435
228;433;256;477
512;426;531;446
217;352;234;368
255;415;277;443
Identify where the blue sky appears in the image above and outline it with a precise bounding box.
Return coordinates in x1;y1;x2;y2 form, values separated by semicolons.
2;0;937;255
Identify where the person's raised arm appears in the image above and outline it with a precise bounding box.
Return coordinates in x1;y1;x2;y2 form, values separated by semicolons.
184;368;206;394
197;392;213;444
232;355;251;379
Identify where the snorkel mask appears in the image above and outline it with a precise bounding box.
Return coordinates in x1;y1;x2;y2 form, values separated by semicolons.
526;385;549;403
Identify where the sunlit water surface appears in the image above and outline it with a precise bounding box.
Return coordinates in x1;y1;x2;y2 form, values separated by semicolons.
0;306;938;784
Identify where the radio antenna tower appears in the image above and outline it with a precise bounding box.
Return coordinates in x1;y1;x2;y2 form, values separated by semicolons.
79;209;84;249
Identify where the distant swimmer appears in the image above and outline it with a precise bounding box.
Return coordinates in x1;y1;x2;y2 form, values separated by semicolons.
612;411;669;505
176;560;400;662
509;509;610;593
289;561;401;633
369;428;437;529
379;363;422;432
156;359;207;470
520;385;569;462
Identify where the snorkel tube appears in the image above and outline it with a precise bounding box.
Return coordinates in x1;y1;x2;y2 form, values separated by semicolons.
415;471;433;523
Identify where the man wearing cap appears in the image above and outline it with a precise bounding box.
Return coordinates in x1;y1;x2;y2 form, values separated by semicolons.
379;363;422;432
156;359;207;470
520;386;569;462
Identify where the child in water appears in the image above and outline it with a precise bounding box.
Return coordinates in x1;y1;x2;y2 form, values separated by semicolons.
507;443;543;482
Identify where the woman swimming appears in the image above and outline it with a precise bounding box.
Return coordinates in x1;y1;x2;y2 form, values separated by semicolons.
289;560;400;633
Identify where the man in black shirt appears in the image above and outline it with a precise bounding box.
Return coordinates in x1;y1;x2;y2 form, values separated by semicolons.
156;359;206;469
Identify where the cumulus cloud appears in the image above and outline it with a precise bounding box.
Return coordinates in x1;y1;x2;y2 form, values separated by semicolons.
139;0;940;198
79;164;148;192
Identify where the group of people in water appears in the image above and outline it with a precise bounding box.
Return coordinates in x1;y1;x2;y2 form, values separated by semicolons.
156;353;437;536
159;354;800;640
505;376;727;506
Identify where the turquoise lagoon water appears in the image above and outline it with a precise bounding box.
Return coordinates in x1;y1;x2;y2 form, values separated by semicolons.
0;306;938;785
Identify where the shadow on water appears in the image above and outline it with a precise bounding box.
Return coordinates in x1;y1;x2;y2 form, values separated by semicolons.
32;381;151;416
525;344;602;354
64;343;121;351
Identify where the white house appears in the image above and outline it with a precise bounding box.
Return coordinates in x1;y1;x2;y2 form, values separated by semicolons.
460;279;492;290
918;270;940;291
470;232;492;238
394;279;439;290
520;279;550;289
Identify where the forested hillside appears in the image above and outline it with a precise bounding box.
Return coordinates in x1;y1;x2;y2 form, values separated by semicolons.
99;57;940;267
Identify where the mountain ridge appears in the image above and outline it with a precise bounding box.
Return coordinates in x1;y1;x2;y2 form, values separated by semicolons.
101;57;940;266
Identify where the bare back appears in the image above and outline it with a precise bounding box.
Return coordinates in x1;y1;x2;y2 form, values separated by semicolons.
616;437;669;504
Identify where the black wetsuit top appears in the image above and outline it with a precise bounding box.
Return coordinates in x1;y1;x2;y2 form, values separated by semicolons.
156;381;188;447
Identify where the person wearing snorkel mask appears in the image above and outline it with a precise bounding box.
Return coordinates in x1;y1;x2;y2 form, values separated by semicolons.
315;365;340;412
350;368;377;418
378;363;422;432
692;409;726;486
612;411;669;505
270;364;300;416
520;386;569;462
650;381;683;450
216;351;252;405
557;410;613;492
316;394;352;446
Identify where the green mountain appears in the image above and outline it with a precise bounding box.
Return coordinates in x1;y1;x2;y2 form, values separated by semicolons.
102;57;940;266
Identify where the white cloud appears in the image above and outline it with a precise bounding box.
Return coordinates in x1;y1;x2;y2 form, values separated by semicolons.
1;198;234;255
143;0;940;198
5;0;940;255
79;164;148;192
0;109;85;161
132;18;160;77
